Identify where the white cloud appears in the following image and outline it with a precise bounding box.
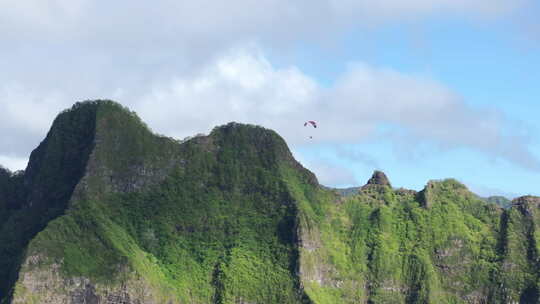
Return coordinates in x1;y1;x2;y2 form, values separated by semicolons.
296;157;359;187
0;0;532;54
129;49;539;172
0;47;537;174
0;83;68;133
0;0;87;38
0;83;72;156
329;0;528;24
0;154;28;172
309;161;358;187
0;0;536;192
133;48;318;140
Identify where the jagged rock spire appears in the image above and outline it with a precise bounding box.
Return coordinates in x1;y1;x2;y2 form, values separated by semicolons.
365;170;391;188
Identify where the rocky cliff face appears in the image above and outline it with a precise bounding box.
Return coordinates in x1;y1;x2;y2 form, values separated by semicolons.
7;101;181;304
1;100;540;304
0;102;99;303
496;196;540;303
364;170;391;188
2;101;317;303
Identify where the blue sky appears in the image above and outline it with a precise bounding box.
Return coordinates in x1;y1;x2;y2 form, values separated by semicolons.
274;9;540;197
0;0;538;198
287;13;540;197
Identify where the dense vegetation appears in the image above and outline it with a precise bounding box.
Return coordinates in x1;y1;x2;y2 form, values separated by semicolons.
25;120;313;303
1;100;539;303
0;102;99;302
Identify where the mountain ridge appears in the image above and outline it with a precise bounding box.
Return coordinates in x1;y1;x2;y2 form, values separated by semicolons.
1;100;539;303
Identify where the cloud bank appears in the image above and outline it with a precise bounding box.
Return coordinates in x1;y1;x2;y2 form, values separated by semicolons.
0;0;537;182
1;0;529;39
1;46;537;175
132;50;539;171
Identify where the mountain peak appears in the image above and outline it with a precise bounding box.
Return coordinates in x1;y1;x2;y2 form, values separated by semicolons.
210;121;295;163
365;170;391;187
418;179;469;208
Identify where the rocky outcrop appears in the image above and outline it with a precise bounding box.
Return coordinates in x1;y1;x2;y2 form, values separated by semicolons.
364;170;391;187
70;102;180;201
512;196;540;214
13;254;157;304
497;195;540;303
358;171;395;204
417;181;436;208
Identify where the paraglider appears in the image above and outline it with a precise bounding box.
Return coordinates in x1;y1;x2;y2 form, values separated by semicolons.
304;121;317;128
304;121;317;139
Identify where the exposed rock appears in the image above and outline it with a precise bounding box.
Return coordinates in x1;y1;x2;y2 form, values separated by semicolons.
297;223;345;289
380;280;408;293
434;238;467;276
418;181;437;208
462;290;489;304
70;283;99;304
511;196;540;218
358;171;395;203
513;195;540;203
512;195;540;207
364;170;391;187
13;254;158;304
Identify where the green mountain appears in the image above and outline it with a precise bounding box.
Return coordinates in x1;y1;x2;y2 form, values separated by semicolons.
1;100;539;303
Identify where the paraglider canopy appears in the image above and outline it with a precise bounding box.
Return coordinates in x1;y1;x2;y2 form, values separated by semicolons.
304;121;317;128
304;121;317;139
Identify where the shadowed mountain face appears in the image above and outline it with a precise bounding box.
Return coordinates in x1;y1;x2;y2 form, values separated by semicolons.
0;100;539;304
0;103;98;303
